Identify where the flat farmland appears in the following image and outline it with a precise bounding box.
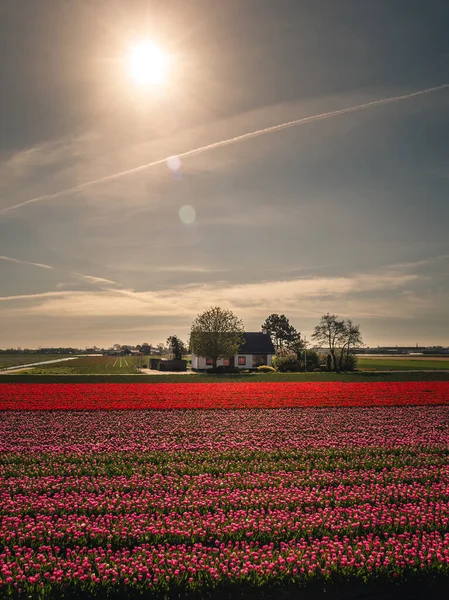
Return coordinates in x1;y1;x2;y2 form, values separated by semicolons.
0;354;74;370
357;355;449;371
1;381;449;600
20;355;148;375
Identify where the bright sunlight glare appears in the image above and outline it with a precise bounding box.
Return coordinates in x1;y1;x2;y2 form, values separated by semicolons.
128;40;168;86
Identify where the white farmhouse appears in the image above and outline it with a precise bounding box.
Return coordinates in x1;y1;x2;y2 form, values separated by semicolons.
191;331;276;371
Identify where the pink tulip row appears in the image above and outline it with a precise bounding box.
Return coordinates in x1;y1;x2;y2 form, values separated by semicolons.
0;454;449;487
1;533;449;594
2;480;449;517
2;463;449;491
1;404;449;597
2;500;449;548
2;446;447;482
2;406;449;454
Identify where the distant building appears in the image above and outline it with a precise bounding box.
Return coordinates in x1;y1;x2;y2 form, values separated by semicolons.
353;346;449;355
38;347;76;354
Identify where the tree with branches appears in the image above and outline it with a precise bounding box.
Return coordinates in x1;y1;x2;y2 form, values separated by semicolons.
338;319;363;371
261;314;299;353
311;313;363;372
190;307;245;369
311;313;346;372
166;335;187;360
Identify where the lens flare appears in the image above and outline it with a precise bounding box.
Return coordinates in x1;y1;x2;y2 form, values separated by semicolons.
179;205;196;224
167;155;181;172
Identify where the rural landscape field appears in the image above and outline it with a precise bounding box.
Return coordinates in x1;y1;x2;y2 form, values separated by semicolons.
0;355;149;375
0;355;74;370
2;1;449;599
356;356;449;371
2;354;449;378
1;379;449;599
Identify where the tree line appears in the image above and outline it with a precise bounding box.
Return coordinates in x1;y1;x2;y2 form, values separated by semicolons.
166;307;362;373
260;312;362;372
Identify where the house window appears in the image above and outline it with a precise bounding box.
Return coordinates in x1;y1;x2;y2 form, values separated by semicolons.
238;356;246;366
206;357;214;366
223;358;230;367
252;354;267;368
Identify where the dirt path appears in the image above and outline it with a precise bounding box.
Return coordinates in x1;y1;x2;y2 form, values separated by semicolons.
139;369;195;375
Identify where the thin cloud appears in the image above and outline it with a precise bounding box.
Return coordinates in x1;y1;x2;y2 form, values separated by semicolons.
384;254;449;271
0;254;119;287
0;272;420;319
1;83;447;216
150;265;229;273
0;255;54;270
0;290;69;302
71;273;119;286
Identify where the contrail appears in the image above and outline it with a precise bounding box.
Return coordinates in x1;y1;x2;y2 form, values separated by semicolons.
0;255;54;270
0;254;119;286
1;83;447;215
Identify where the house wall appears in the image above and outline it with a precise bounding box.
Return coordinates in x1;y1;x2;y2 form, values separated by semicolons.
234;354;252;368
191;353;273;370
242;354;273;367
193;356;226;370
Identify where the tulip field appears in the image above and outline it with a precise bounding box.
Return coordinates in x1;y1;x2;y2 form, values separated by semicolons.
1;382;449;598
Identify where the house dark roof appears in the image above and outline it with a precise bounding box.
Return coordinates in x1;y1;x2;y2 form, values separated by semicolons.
238;332;275;355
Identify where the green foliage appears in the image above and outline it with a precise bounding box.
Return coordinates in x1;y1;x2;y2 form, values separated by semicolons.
273;355;301;372
190;307;245;368
257;365;276;373
207;366;240;374
341;352;358;371
262;314;299;352
288;334;304;359
326;353;333;371
166;335;187;360
302;350;320;370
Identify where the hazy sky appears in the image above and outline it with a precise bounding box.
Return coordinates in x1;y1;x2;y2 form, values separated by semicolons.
1;0;448;348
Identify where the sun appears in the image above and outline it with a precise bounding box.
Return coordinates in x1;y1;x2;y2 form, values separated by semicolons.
128;40;168;86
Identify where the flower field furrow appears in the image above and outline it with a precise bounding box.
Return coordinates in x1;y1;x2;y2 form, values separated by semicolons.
0;381;448;411
3;481;449;516
3;464;449;503
2;384;449;597
1;406;449;453
2;533;449;594
2;501;449;549
2;449;449;482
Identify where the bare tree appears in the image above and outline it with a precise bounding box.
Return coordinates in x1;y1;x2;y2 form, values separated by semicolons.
338;320;363;371
311;313;346;372
190;307;245;369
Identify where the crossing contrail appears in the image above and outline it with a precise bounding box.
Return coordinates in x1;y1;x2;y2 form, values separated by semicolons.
1;83;448;216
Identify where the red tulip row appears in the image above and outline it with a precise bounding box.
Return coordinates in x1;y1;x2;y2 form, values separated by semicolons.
0;381;448;410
